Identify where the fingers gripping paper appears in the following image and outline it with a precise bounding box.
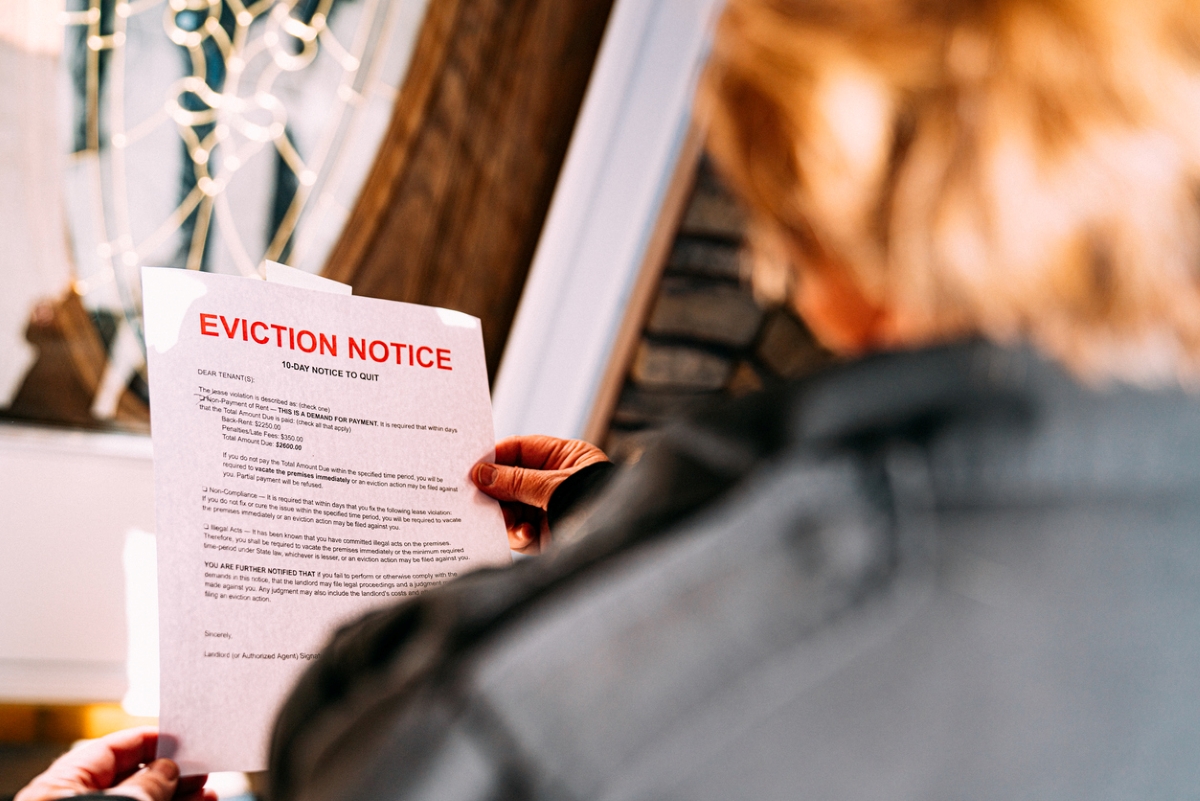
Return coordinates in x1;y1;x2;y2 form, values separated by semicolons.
142;267;511;774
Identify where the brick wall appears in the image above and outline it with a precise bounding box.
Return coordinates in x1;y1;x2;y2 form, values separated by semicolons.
604;159;830;463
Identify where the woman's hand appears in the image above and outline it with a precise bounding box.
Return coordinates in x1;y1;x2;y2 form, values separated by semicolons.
15;727;212;801
472;435;608;555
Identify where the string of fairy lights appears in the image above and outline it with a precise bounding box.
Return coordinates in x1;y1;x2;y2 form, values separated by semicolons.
60;0;396;309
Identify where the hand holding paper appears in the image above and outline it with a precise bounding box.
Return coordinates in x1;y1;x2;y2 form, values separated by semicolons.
472;435;609;553
15;728;211;801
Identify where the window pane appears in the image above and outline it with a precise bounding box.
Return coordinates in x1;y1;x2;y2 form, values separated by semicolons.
1;0;429;430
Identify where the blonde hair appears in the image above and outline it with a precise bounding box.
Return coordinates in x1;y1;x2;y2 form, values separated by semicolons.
698;0;1200;383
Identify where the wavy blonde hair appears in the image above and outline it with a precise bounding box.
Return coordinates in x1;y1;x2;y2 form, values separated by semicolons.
698;0;1200;383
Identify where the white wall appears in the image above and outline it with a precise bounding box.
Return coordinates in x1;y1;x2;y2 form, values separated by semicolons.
0;425;153;702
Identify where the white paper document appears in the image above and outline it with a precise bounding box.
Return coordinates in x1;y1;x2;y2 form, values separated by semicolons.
142;267;511;774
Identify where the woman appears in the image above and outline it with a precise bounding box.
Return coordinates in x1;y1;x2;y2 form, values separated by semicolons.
263;1;1200;798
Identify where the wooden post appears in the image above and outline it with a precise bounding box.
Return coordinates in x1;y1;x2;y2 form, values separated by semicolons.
322;0;616;380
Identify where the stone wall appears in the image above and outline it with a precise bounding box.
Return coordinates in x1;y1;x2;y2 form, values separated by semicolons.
604;159;830;463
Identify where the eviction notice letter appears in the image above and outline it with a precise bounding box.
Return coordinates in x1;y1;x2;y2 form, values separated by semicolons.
142;267;511;774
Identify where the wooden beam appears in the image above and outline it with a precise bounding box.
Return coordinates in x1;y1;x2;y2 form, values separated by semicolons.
322;0;615;379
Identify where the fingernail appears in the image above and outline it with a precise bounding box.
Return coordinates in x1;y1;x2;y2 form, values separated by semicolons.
149;759;180;781
476;463;497;486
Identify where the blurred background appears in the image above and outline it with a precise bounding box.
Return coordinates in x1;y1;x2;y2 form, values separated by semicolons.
0;0;827;794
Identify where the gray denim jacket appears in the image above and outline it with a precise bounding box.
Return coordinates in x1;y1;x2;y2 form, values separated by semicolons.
270;342;1200;801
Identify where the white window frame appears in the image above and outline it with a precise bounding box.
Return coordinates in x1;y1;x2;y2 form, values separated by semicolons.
491;0;724;441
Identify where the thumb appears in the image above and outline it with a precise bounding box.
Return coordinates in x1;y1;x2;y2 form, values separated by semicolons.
472;462;565;509
109;759;180;801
